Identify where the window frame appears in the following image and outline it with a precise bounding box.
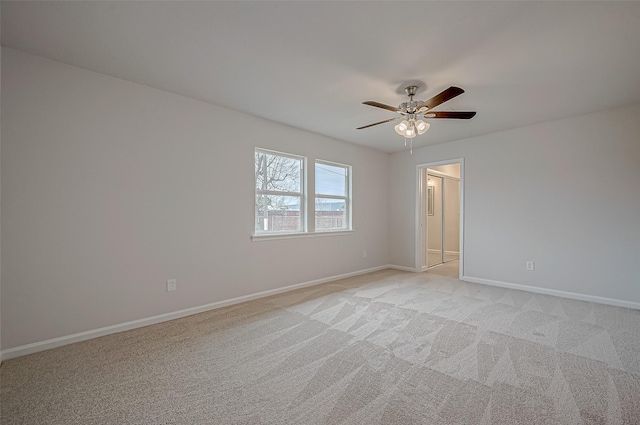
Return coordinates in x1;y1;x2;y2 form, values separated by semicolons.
314;159;352;232
254;148;306;234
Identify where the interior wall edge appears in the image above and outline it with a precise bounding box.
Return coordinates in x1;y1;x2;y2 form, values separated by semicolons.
1;48;391;349
388;102;640;302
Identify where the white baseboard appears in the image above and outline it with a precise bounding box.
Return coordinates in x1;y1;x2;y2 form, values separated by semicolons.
427;249;459;256
0;265;390;362
461;275;640;310
7;267;634;362
388;264;421;273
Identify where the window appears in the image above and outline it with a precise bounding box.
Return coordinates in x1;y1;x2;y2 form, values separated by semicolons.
254;150;352;237
255;149;305;233
315;160;351;231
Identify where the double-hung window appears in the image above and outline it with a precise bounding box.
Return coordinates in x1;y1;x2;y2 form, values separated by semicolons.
255;149;305;233
315;160;351;231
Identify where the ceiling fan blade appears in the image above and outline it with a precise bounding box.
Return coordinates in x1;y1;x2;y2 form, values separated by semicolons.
356;117;400;130
416;86;465;111
424;111;476;119
363;101;401;113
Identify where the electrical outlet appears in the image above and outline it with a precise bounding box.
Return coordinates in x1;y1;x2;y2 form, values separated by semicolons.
526;261;535;271
167;279;177;292
363;250;367;258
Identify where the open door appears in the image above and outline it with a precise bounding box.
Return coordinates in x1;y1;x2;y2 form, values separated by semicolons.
418;161;463;277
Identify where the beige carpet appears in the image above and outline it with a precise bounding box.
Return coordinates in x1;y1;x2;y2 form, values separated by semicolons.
428;252;459;268
427;259;460;278
2;269;639;424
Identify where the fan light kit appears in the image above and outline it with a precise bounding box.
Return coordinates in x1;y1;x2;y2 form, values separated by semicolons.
357;85;476;153
395;119;429;138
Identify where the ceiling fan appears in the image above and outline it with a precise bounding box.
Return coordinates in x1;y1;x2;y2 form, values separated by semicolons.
357;85;476;144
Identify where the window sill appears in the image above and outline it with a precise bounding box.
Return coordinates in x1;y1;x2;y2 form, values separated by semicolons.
251;230;355;242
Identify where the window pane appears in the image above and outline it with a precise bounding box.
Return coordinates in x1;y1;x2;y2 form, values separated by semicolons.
255;151;302;192
315;163;346;196
256;194;302;232
315;197;347;231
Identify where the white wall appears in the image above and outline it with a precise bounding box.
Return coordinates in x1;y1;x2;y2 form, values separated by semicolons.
3;46;639;356
390;102;640;304
0;49;390;350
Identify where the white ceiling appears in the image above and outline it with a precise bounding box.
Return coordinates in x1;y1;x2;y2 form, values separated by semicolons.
3;1;640;152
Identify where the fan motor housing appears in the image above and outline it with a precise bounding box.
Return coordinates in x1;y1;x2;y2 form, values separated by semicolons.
399;101;421;114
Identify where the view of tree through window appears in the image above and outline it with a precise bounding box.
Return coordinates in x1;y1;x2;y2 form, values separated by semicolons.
254;149;352;235
255;149;304;233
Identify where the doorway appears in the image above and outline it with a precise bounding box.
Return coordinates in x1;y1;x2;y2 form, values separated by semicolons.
417;160;463;277
426;169;460;267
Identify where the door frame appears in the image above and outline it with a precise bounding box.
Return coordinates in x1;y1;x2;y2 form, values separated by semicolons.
415;158;464;277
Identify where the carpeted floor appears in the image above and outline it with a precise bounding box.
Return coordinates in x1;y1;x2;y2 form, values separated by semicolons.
1;269;639;424
427;252;459;268
427;259;459;278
